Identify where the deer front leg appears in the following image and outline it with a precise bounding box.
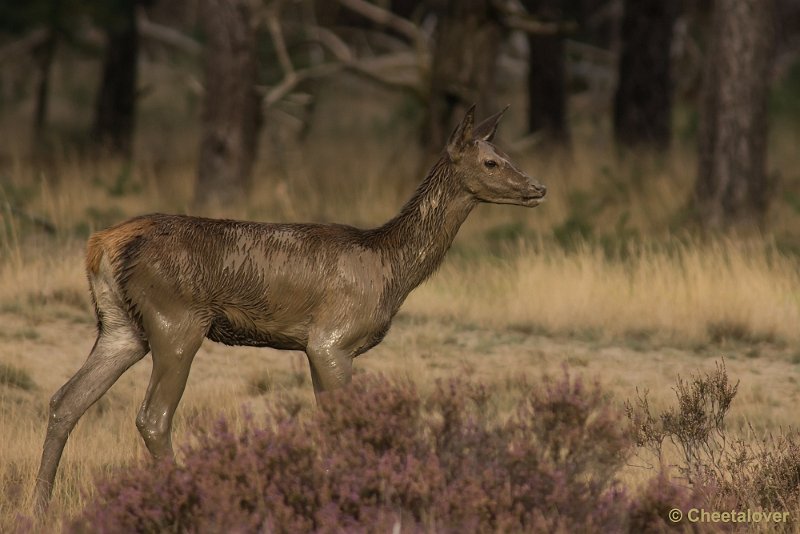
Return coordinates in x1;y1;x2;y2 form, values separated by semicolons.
305;344;353;404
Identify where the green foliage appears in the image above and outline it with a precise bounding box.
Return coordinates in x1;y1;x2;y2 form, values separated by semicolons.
707;320;777;345
783;190;800;215
249;373;273;396
770;60;800;124
107;163;139;197
77;206;125;237
485;222;530;256
553;190;599;248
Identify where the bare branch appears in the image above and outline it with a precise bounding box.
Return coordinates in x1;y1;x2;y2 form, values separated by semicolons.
261;49;425;108
265;2;295;76
260;63;343;108
337;0;428;49
138;15;202;56
493;0;577;35
257;4;426;109
566;39;615;64
306;25;354;62
343;52;425;98
502;15;576;35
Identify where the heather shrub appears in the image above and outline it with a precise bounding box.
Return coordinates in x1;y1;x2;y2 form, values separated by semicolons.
627;471;717;533
625;360;800;521
71;371;638;533
626;360;739;483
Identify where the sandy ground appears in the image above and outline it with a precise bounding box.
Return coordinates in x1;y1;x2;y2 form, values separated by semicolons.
1;309;799;527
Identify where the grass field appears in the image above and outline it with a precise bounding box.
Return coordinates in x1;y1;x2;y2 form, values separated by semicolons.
1;72;800;529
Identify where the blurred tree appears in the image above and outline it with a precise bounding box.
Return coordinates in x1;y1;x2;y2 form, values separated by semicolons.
92;0;150;157
195;0;262;207
522;0;569;144
390;0;424;20
694;0;776;231
613;0;679;149
423;0;501;149
0;0;113;147
32;0;61;142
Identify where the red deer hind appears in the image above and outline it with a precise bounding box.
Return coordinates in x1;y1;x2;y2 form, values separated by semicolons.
33;106;546;512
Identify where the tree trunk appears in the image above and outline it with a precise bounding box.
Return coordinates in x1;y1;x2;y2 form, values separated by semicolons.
424;0;501;150
694;0;776;231
524;0;569;144
195;0;261;208
92;0;139;157
33;0;62;144
613;0;678;148
527;34;569;143
33;31;57;141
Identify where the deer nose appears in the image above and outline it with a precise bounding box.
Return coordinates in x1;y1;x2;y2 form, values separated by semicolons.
530;182;546;198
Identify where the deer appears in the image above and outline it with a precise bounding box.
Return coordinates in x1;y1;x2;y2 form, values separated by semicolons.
32;105;546;512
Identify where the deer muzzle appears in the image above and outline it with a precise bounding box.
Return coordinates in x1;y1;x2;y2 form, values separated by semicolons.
521;180;547;206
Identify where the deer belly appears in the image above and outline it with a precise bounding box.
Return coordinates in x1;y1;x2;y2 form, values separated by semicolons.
206;311;308;350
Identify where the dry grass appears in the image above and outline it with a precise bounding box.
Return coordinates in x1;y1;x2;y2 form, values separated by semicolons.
408;237;800;346
2;143;799;346
2;312;799;531
1;64;799;529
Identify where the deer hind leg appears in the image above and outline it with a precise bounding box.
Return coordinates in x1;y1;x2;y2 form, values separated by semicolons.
136;310;206;461
33;313;148;514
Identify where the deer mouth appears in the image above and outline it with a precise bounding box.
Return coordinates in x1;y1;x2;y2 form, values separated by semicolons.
521;192;546;206
520;182;546;206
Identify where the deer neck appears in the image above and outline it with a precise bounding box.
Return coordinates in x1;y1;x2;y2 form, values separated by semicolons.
371;157;476;306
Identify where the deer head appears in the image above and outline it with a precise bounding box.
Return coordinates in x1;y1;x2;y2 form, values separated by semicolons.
446;105;546;207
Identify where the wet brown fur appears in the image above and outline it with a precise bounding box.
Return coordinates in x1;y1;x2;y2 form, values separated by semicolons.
86;216;156;276
33;107;547;514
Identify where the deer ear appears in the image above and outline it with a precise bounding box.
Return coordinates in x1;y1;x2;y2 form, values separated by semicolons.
446;104;476;160
473;105;509;142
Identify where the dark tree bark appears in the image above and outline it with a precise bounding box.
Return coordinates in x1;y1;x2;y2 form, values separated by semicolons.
195;0;262;207
33;30;56;139
523;0;569;144
92;0;139;157
527;34;568;143
613;0;679;148
391;0;423;19
32;0;62;143
694;0;776;231
424;0;501;150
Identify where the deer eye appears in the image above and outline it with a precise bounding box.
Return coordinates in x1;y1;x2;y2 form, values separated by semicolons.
484;160;498;169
